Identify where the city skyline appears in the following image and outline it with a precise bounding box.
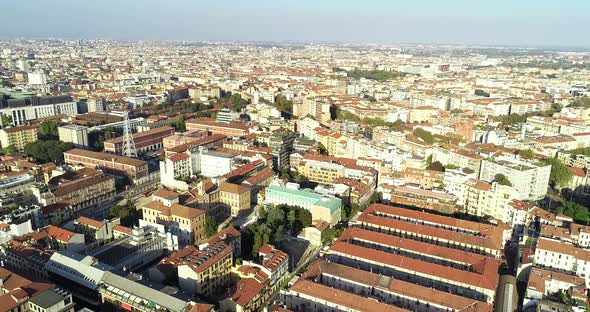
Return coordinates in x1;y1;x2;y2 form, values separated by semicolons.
1;0;590;47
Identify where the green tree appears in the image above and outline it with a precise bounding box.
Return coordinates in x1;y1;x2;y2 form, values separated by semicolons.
0;80;15;88
24;141;74;163
267;207;286;228
2;145;18;155
475;89;490;97
426;161;445;172
0;115;12;128
570;147;590;157
519;149;534;159
39;121;61;140
413;128;434;144
543;157;573;188
557;202;590;225
494;174;512;186
109;199;140;227
205;216;218;238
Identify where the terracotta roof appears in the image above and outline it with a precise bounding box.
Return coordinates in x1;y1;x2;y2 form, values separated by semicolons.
329;241;499;291
43;225;75;242
219;182;250;194
112;224;132;234
290;279;408;312
76;216;105;229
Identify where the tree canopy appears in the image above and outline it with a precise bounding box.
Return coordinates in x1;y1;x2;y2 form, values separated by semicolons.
557;202;590;225
413;128;435;144
426;161;445;172
494;174;512;186
341;68;405;81
39;120;61;140
205;216;218;238
543;157;573;188
24;140;74;164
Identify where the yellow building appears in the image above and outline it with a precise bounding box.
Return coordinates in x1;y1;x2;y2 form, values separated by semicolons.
142;195;206;245
219;182;251;217
0;125;38;152
175;242;233;297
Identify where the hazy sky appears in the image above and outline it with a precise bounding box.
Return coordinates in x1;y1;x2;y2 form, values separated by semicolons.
1;0;589;47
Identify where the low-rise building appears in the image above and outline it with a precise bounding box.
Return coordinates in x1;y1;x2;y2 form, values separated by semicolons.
219;182;251;217
264;181;341;225
104;126;175;154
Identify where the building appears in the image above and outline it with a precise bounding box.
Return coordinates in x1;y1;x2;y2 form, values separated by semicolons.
353;204;509;258
41;169;116;214
141;189;206;245
462;178;521;224
64;149;149;179
58;124;89;149
186;118;250;137
104;126;175;154
0;95;78;126
74;216;119;245
534;237;590;287
0;267;75;312
219;182;251;217
88;227;169;273
0;125;38;152
175;242;233;297
264;182;341;225
99;271;190;312
479;155;551;200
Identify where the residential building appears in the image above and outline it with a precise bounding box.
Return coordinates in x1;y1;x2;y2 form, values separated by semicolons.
462;178;522;224
58;124;89;149
479;155;551;201
141;190;206;245
219;182;251;217
186;118;250;137
175;242;233;297
0;125;38;152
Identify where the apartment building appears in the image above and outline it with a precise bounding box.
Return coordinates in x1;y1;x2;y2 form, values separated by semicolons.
479;155;551;200
176;242;234;297
141;189;206;245
58;124;89;149
0;125;38;152
0;267;75;312
103;126;174;154
64;148;149;179
534;237;590;287
46;170;116;214
163;130;207;149
402;167;444;189
462;178;521;224
219;182;251;217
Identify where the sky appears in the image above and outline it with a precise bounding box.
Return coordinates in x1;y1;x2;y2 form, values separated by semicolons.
1;0;589;47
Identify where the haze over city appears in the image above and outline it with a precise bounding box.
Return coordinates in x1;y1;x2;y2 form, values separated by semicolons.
2;0;590;47
1;2;590;312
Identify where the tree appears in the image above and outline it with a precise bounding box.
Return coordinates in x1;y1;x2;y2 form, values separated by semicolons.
557;202;590;225
39;121;61;140
267;207;286;228
570;147;590;157
426;161;445;172
2;145;18;156
370;192;382;204
543;158;573;188
0;80;15;88
519;149;534;159
0;114;12;128
475;89;490;97
413;128;434;145
109;199;140;227
205;216;218;238
24;140;74;163
287;210;296;227
494;174;512;186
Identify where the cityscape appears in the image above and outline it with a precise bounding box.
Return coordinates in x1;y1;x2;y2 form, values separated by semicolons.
1;1;590;312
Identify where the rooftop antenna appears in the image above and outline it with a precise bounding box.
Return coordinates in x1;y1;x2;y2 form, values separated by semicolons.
122;111;138;158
